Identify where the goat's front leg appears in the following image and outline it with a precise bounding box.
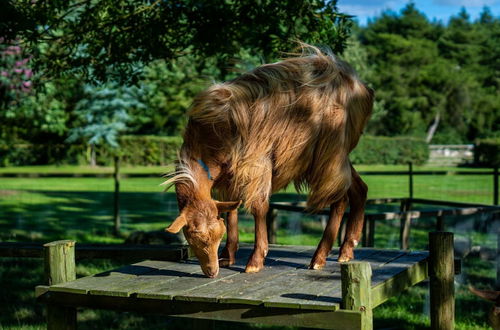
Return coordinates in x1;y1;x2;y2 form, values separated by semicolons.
245;200;269;273
219;209;239;267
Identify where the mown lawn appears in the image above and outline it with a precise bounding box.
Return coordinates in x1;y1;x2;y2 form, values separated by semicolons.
0;165;497;329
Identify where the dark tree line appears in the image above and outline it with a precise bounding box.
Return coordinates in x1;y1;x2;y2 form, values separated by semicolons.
351;4;499;143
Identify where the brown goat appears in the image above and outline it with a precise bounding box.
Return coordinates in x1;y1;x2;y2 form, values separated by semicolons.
470;286;500;330
165;45;374;277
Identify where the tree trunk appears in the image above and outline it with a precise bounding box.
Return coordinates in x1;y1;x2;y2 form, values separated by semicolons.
426;112;440;143
113;155;120;236
89;144;97;167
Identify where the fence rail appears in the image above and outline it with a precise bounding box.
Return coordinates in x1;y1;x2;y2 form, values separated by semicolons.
0;242;188;260
267;197;500;250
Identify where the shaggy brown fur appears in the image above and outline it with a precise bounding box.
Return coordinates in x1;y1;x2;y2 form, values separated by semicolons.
165;44;373;277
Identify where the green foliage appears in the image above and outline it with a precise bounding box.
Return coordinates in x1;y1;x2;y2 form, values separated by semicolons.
96;135;183;166
0;143;85;167
4;0;352;82
350;136;429;165
474;138;500;167
68;82;146;148
357;4;500;142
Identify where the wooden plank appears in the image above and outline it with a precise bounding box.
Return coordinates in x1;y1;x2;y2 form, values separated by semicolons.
219;249;397;308
167;246;316;303
88;261;204;297
50;260;181;294
119;249;256;300
135;246;258;300
301;249;408;308
372;258;428;308
39;291;364;329
262;249;380;310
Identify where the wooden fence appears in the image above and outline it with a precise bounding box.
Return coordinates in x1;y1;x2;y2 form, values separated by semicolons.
1;163;498;204
0;242;188;260
267;197;500;250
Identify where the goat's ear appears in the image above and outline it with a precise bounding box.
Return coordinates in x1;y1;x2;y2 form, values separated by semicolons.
215;200;241;214
166;215;187;233
469;286;500;302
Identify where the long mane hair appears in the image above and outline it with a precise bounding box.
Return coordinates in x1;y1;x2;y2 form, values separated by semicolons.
167;44;373;212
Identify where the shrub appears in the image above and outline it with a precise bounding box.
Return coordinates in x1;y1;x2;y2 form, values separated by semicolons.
1;136;183;167
96;135;183;166
474;138;500;167
350;135;429;165
0;142;85;166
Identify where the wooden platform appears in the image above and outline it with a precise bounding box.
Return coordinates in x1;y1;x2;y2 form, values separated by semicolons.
37;244;429;329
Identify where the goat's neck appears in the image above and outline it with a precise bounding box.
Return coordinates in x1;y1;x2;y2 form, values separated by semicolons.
176;157;219;211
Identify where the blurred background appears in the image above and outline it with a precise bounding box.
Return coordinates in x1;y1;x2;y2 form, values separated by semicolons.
0;0;499;329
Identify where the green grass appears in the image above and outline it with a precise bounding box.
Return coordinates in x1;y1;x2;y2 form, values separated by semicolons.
0;165;171;175
0;164;498;329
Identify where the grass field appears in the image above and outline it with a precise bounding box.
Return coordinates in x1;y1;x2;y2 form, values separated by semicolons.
0;165;498;329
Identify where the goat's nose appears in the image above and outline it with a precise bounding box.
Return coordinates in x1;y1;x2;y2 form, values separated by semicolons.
204;266;219;278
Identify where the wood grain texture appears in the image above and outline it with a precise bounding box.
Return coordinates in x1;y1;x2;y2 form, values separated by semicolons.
42;245;432;329
429;232;454;330
341;262;373;330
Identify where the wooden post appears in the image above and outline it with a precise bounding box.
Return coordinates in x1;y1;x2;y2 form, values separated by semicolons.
429;232;454;330
497;233;500;290
436;214;445;231
44;240;77;330
341;262;373;330
400;200;412;250
362;217;375;247
368;218;375;247
113;155;121;236
266;208;278;244
362;218;368;247
494;166;499;206
408;162;414;200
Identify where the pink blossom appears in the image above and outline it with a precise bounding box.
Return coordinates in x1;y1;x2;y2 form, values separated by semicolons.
14;68;23;74
1;71;8;77
22;81;32;88
24;69;33;78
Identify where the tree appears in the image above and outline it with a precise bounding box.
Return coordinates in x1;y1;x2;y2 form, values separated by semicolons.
3;0;352;82
67;82;146;165
357;3;499;142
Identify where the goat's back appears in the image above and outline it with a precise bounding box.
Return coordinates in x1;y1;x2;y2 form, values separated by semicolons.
185;46;373;211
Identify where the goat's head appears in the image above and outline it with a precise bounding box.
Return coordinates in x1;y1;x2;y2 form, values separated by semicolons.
166;199;240;278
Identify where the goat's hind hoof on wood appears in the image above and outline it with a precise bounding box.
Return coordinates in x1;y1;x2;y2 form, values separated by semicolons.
309;254;327;270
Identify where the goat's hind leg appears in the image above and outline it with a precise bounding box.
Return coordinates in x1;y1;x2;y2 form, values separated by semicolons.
245;199;269;273
338;166;368;262
219;209;239;267
309;196;348;270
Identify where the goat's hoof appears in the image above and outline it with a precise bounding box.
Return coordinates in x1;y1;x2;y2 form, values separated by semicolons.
309;262;325;270
245;263;263;273
338;255;352;263
309;256;326;270
219;258;234;267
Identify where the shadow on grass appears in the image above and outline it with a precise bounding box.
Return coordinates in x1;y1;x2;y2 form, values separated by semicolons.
0;191;182;243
